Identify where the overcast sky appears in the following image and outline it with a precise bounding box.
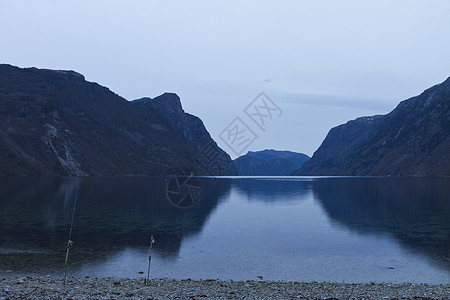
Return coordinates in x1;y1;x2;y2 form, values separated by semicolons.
2;1;450;158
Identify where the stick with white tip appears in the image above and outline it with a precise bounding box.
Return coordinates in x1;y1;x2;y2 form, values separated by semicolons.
146;235;155;284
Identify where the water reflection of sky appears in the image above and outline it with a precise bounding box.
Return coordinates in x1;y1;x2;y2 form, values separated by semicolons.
0;177;449;283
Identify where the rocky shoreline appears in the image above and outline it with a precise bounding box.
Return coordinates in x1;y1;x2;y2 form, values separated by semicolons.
1;276;449;299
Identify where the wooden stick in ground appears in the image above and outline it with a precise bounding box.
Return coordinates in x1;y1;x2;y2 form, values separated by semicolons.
146;235;155;284
64;186;78;285
64;240;73;285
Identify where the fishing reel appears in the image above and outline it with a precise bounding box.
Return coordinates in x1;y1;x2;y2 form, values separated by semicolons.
66;240;74;249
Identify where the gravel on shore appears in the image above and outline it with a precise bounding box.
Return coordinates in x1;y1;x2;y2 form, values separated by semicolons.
0;276;449;299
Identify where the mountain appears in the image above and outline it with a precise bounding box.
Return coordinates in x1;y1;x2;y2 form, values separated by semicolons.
293;77;450;176
234;149;309;176
0;64;236;176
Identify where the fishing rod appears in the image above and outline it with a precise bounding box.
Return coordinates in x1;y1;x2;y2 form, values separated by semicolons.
64;185;79;285
146;235;155;285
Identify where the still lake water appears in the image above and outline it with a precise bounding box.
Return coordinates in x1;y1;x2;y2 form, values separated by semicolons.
0;176;449;284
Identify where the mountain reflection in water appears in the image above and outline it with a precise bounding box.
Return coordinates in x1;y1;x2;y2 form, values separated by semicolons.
0;176;449;283
311;177;450;271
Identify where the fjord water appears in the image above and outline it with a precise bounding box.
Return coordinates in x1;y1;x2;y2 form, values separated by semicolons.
0;177;449;283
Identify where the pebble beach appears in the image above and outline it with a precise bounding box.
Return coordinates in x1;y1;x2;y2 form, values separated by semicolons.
1;276;449;299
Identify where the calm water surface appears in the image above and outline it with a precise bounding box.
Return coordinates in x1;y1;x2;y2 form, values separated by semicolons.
0;176;449;283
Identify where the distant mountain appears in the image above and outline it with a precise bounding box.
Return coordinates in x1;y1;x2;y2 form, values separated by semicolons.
0;64;236;176
234;149;309;176
293;77;450;176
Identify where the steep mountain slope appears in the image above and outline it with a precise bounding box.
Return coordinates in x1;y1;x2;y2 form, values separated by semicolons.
0;64;236;176
294;77;450;176
234;149;309;176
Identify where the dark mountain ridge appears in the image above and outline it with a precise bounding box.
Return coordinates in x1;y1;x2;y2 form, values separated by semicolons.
0;64;236;176
293;77;450;176
234;149;309;176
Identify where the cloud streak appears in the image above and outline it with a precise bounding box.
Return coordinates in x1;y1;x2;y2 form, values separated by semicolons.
276;92;394;112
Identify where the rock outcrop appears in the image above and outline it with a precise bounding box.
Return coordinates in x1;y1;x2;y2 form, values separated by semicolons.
0;64;236;176
293;77;450;176
234;149;309;176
